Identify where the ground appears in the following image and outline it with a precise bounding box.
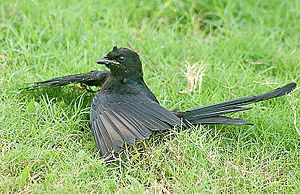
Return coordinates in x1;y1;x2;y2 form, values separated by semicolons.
0;0;299;193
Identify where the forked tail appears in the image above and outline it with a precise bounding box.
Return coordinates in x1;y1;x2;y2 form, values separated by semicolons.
177;82;296;125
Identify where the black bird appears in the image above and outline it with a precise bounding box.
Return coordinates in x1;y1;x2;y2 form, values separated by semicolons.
27;46;296;157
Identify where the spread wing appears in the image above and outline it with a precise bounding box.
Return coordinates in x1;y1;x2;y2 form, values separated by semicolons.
90;93;181;156
24;70;110;90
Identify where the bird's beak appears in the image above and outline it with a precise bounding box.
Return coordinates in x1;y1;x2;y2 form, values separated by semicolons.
96;57;120;65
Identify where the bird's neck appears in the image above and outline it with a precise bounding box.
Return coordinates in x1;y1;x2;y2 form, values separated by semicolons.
111;71;143;82
101;73;159;102
101;73;145;93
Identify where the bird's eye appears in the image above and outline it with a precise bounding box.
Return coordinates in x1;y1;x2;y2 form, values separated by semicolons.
118;56;126;62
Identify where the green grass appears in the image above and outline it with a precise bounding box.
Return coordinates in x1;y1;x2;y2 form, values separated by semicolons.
1;0;299;193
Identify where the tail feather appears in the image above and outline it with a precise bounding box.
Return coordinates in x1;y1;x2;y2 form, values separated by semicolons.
187;116;250;125
180;82;296;125
186;107;252;121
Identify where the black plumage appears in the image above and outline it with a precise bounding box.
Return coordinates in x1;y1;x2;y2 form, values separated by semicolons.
25;70;110;90
90;94;181;156
25;46;297;157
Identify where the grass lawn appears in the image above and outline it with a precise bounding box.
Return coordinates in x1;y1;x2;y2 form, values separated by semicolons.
1;0;299;193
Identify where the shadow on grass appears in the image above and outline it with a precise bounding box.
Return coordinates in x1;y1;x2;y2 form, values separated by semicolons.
19;85;97;108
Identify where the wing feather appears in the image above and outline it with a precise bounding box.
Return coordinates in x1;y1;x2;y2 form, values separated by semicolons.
121;103;171;130
111;105;151;137
106;108;146;140
24;70;110;89
104;110;136;144
141;102;181;126
99;114;123;152
92;119;109;155
90;93;181;156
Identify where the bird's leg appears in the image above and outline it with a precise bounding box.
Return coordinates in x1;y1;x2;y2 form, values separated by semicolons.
80;83;99;93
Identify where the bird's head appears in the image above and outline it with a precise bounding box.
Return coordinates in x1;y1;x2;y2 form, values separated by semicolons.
96;46;143;78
